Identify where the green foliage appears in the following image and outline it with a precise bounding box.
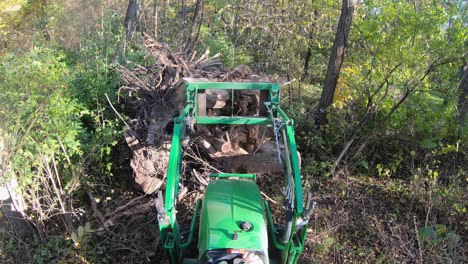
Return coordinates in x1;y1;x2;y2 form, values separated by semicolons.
418;224;460;252
0;1;25;37
69;13;123;109
197;26;252;66
30;232;114;264
0;0;27;52
0;48;81;187
316;236;336;255
67;12;126;181
320;0;468;180
0;11;126;262
189;0;340;78
0;11;125;187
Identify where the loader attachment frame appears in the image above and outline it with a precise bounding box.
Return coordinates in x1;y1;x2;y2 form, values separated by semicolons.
156;80;309;264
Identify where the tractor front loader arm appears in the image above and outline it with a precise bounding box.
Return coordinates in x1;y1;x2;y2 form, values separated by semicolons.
156;104;193;264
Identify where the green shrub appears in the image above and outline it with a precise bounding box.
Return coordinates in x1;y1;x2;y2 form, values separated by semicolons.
0;14;127;260
0;48;81;188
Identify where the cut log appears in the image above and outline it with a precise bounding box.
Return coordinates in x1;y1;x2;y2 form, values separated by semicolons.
205;89;229;109
200;136;232;153
125;130;167;194
194;137;217;155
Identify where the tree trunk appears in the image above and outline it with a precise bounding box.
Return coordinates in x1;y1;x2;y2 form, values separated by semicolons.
303;36;312;80
315;0;356;128
42;0;50;41
124;0;139;42
161;0;168;21
458;61;468;128
181;0;187;30
184;0;203;52
303;10;318;82
153;0;158;38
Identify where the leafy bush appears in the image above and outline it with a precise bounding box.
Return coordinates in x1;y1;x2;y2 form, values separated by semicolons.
0;48;80;185
198;27;252;67
0;13;126;261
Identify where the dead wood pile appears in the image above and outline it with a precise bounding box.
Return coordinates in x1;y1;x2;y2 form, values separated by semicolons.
117;33;279;195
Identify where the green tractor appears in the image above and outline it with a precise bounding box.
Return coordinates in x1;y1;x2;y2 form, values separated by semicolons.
155;80;315;264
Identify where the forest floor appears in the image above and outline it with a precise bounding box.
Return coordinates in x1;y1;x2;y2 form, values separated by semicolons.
301;175;459;263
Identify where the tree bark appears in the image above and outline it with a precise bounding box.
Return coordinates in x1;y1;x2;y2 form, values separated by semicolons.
315;0;356;128
124;0;139;42
303;10;319;82
458;61;468;128
181;0;187;30
184;0;203;52
153;0;158;38
161;0;168;21
303;35;312;80
41;0;50;41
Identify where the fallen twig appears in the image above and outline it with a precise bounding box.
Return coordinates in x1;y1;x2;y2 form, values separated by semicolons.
105;93;131;129
87;191;107;228
261;191;279;205
104;200;154;227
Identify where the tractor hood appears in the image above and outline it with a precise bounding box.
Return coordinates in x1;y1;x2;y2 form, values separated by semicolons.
198;179;268;257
